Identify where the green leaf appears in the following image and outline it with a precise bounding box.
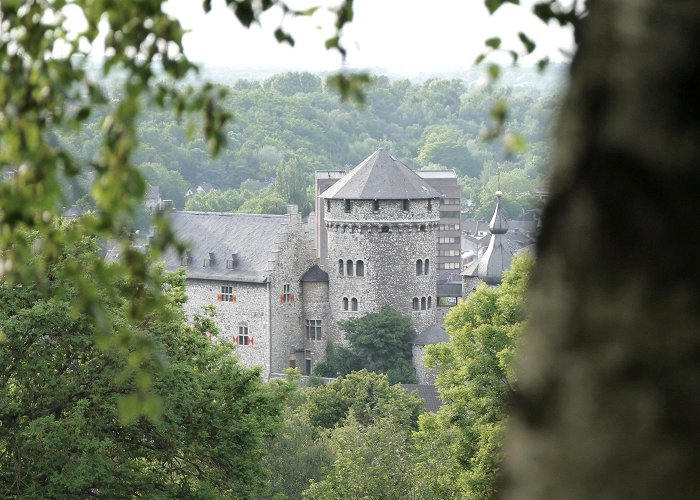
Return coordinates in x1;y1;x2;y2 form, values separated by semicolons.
537;56;550;71
506;133;527;154
325;36;339;50
233;1;255;27
518;32;536;54
485;0;519;14
274;28;295;46
485;37;501;49
118;393;141;424
487;64;501;81
143;394;163;422
475;53;486;65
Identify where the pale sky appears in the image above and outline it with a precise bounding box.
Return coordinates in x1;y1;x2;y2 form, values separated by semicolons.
162;0;574;72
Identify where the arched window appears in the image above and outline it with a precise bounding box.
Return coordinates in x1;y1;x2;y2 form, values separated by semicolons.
338;259;344;275
356;260;365;276
347;260;354;276
421;297;427;310
425;259;430;275
416;259;423;275
351;298;358;311
427;296;432;309
420;224;426;232
413;297;419;310
343;297;349;311
381;225;389;233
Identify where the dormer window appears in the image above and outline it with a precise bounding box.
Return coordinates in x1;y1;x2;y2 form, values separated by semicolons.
203;252;215;267
226;253;238;269
180;251;192;266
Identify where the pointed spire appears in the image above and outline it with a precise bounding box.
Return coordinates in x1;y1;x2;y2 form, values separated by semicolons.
489;191;509;234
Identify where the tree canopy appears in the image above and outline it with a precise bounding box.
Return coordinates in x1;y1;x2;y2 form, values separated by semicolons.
0;231;285;497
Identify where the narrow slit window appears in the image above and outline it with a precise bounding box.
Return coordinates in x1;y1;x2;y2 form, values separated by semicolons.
373;199;380;212
425;259;430;275
421;297;427;310
416;259;423;276
356;260;364;276
413;297;419;310
339;259;344;275
346;260;354;276
344;199;351;213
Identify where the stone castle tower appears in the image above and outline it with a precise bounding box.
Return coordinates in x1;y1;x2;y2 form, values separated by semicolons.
320;148;442;344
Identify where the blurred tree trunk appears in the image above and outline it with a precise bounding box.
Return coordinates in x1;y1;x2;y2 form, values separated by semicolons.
501;1;700;498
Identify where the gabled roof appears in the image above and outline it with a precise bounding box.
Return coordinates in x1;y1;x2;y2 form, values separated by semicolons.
402;384;442;412
320;148;441;200
164;211;287;283
301;264;329;282
412;324;449;345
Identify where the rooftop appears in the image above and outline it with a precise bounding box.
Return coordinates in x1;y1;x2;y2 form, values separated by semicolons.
320;148;441;200
164;211;287;283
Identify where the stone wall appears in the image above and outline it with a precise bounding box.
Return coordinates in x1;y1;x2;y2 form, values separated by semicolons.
326;198;439;337
301;280;332;370
182;278;271;377
412;345;438;385
268;207;317;374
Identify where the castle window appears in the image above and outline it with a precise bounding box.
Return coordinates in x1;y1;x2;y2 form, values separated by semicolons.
339;259;344;276
420;225;426;232
428;296;432;309
381;225;389;233
326;199;331;212
344;199;351;212
403;199;410;211
180;252;192;266
356;260;364;276
281;283;293;304
412;297;419;310
427;199;433;212
425;259;430;275
421;297;427;310
218;285;235;303
343;297;349;311
346;260;354;276
306;319;322;340
235;322;251;346
351;298;358;311
416;259;423;275
373;199;380;212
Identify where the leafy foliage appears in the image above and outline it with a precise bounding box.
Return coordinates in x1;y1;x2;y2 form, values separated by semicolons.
0;0;358;418
0;232;285;498
315;307;418;384
413;254;533;499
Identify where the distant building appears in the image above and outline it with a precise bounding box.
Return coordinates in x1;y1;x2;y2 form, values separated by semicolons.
151;149;455;383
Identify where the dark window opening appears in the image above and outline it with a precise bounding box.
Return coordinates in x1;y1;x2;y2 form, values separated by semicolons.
373;199;380;212
339;259;344;275
425;259;430;275
381;225;389;233
416;259;423;275
403;199;410;211
346;260;354;276
351;298;358;311
413;297;419;310
344;199;351;213
356;260;365;276
421;297;427;310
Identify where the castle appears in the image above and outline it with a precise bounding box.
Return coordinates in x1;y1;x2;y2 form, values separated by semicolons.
162;148;512;382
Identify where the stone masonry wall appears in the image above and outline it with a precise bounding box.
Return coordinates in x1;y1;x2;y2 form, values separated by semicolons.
182;279;271;377
326;198;439;342
412;345;438;384
268;208;317;375
301;280;332;371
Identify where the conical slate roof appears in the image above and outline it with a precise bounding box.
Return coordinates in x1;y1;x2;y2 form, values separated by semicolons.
320;148;441;200
301;264;329;282
478;192;512;285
